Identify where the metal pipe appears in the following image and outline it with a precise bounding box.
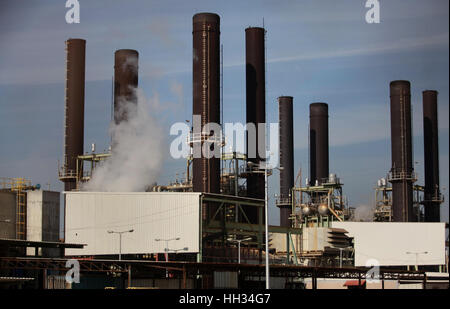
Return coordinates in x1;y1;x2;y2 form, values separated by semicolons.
63;38;86;191
265;166;269;289
245;27;266;224
192;13;221;221
278;96;294;227
389;80;414;222
423;90;441;222
309;103;329;186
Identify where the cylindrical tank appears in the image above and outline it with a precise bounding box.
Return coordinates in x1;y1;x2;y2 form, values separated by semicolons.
329;173;336;184
389;80;414;222
309;103;329;186
64;38;86;191
278;96;294;227
245;27;266;223
192;13;221;221
114;49;139;124
423;90;440;222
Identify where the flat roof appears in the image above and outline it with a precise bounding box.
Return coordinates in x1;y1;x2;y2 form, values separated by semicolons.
0;277;35;283
0;238;85;249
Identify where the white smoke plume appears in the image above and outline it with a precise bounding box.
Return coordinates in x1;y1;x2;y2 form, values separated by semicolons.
123;54;138;74
82;88;166;192
353;204;375;222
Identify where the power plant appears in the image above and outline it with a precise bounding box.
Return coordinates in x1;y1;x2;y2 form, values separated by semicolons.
0;11;448;290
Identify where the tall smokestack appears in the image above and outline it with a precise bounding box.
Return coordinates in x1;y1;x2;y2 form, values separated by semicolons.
192;13;221;220
114;49;139;124
245;27;266;223
423;90;441;222
309;103;329;186
389;80;414;222
278;96;294;227
62;38;85;191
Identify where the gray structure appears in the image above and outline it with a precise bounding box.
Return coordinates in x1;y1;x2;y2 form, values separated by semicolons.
26;190;60;257
0;191;16;239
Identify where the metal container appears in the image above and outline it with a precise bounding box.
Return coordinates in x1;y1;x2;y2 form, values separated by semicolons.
328;173;336;184
302;205;311;216
318;204;329;216
422;90;441;222
389;80;414;222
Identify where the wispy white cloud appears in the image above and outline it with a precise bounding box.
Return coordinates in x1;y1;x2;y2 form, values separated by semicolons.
223;33;449;69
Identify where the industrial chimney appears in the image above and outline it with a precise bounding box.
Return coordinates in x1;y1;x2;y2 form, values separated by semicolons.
114;49;139;124
245;27;266;223
61;38;86;191
389;80;415;222
192;13;221;220
277;96;294;227
309;103;329;186
423;90;441;222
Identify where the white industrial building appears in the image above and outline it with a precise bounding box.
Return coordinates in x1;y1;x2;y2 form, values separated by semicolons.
332;222;446;268
26;190;60;257
65;192;201;257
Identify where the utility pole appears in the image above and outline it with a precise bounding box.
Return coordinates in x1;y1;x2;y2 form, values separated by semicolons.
155;237;181;278
107;229;134;261
406;251;428;271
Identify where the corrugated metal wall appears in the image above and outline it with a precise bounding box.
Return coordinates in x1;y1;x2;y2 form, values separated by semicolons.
213;271;238;289
65;192;201;256
333;222;446;267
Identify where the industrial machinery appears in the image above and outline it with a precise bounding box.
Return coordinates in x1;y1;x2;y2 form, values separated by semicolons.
291;173;353;228
374;177;430;222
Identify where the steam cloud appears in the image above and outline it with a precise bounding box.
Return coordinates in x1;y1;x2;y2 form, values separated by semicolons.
82;88;166;192
353;204;375;222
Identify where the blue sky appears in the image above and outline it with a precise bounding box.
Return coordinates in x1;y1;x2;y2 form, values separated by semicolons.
0;0;448;225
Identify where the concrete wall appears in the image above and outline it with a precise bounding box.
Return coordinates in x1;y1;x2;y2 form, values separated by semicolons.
0;191;16;239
